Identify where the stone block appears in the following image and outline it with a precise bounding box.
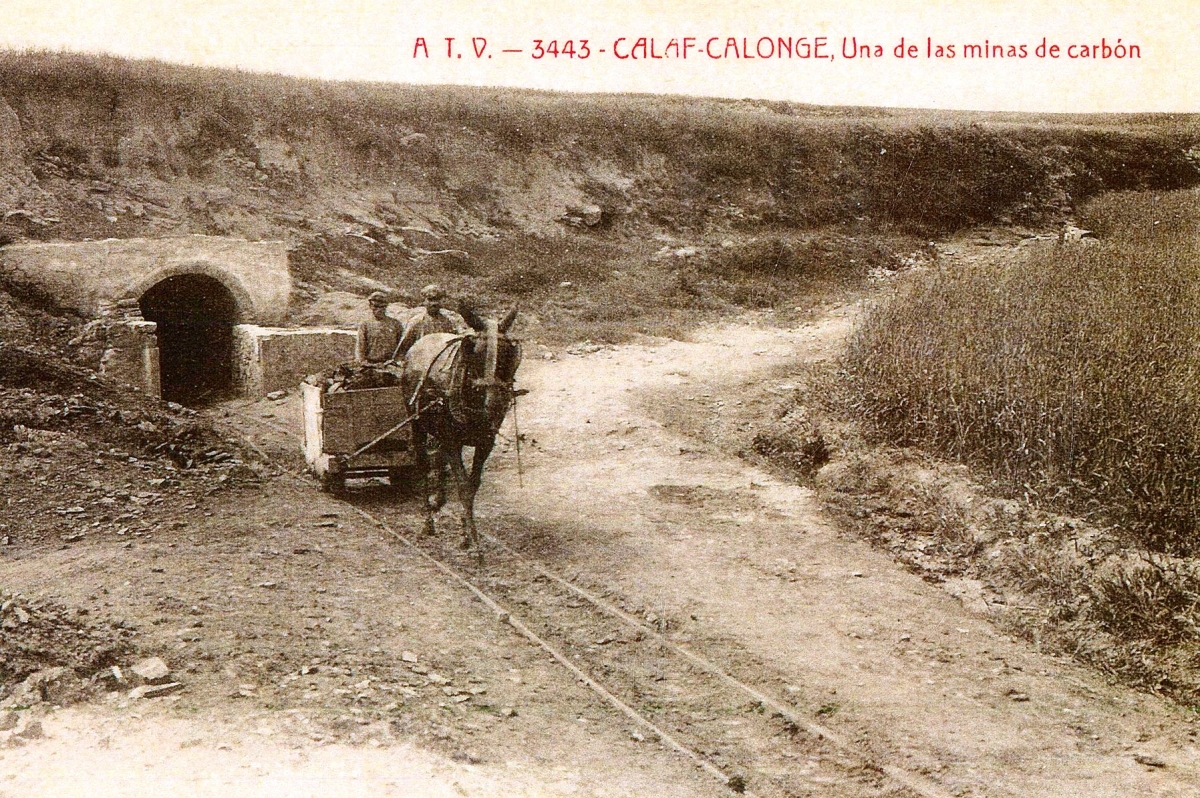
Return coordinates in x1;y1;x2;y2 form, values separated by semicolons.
233;325;356;397
129;682;183;699
99;319;160;398
130;657;171;684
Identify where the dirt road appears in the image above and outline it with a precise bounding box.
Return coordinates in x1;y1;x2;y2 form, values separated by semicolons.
479;308;1200;797
3;306;1198;797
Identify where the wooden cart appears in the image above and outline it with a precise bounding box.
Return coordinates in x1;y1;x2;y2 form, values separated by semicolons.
301;381;418;492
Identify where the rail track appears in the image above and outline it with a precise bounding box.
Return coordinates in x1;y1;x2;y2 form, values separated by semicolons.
223;404;959;798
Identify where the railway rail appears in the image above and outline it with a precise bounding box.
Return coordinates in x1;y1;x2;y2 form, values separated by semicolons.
222;404;960;798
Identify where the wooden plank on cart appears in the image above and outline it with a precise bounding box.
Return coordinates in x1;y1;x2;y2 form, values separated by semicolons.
321;385;410;454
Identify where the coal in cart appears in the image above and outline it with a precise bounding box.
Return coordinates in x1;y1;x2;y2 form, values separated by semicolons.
301;366;419;493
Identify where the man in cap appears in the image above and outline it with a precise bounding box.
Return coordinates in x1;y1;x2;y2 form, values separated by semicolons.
395;283;465;356
355;291;405;364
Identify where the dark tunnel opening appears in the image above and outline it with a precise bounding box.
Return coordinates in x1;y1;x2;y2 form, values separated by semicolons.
139;274;238;405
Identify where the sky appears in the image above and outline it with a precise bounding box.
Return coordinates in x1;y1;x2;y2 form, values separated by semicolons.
0;1;1195;113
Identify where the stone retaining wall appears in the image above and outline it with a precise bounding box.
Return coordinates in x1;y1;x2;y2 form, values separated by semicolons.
233;325;356;397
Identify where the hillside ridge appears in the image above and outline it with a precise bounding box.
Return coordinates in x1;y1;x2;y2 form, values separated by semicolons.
0;52;1196;324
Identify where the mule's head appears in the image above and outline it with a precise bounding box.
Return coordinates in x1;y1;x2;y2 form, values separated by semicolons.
460;304;522;436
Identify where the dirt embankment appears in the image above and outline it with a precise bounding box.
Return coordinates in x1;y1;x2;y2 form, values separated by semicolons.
763;225;1200;710
1;52;1197;339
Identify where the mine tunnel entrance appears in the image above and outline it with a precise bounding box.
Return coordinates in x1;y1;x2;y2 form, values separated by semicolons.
139;274;238;405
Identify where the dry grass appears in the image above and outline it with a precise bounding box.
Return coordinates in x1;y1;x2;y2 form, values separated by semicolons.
843;189;1200;554
288;226;918;346
2;51;1198;238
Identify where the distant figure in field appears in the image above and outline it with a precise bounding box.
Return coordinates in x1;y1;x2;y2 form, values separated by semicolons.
356;291;405;363
395;284;466;356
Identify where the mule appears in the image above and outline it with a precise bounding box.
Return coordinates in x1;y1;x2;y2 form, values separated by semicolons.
402;304;521;557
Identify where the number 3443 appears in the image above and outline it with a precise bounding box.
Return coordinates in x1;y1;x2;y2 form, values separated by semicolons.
532;40;591;59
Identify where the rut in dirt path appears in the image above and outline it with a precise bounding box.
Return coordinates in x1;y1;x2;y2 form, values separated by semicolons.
470;308;1200;798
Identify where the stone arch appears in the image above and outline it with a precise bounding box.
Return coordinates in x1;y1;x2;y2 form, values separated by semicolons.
125;261;256;322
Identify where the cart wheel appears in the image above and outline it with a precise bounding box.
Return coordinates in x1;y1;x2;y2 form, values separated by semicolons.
320;472;346;494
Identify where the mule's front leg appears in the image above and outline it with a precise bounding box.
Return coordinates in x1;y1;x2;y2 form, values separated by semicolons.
460;440;494;561
467;439;494;492
421;436;448;537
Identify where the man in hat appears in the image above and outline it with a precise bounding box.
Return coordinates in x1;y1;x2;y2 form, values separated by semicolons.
355;291;405;363
395;284;465;356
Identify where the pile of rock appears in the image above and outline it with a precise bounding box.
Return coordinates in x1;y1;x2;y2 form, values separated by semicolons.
95;656;184;700
305;362;404;393
0;655;183;746
0;591;137;691
2;666;88;711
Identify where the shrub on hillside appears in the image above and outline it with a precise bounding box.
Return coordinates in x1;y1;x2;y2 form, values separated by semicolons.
843;189;1200;554
1088;556;1200;646
708;234;905;280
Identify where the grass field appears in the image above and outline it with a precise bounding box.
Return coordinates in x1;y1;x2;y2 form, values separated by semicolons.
843;189;1200;555
817;189;1200;705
